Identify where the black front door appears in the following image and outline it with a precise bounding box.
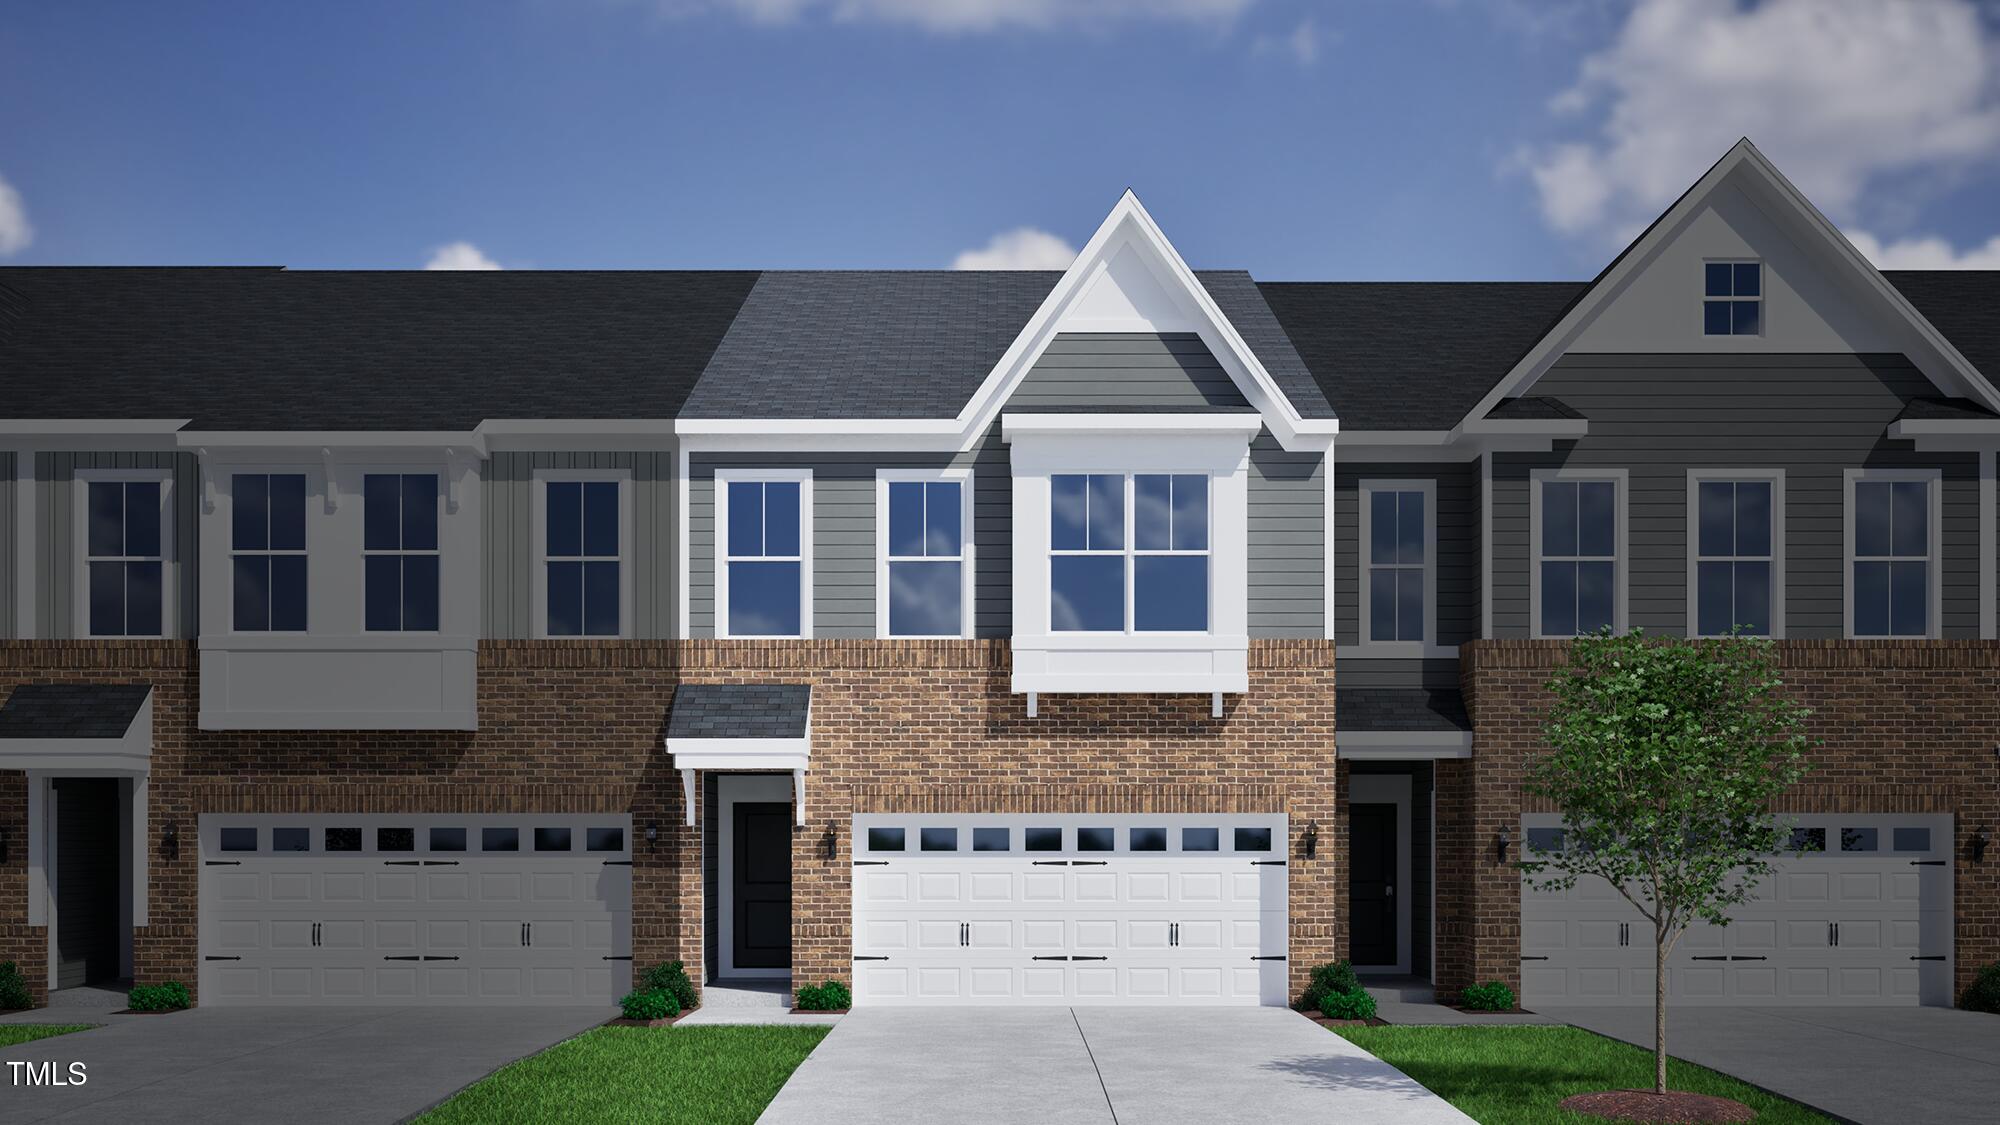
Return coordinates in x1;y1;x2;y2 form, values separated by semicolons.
732;803;793;971
54;778;120;988
1348;802;1398;967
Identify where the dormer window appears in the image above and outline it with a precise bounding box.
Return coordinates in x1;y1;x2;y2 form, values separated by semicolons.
1703;261;1761;336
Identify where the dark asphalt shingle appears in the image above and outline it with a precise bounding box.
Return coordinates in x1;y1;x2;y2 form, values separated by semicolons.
1894;397;1999;422
1487;396;1584;421
667;684;811;740
1337;687;1470;733
0;684;152;739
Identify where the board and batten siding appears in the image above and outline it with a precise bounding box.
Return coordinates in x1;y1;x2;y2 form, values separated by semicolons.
482;452;676;639
1332;460;1478;661
1491;353;1980;638
34;451;200;639
1010;333;1251;410
1247;432;1325;638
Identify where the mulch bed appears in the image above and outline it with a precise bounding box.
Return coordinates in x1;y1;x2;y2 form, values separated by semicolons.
113;1009;185;1016
788;1007;849;1015
1558;1090;1756;1123
1306;1015;1390;1028
606;1008;698;1028
1454;1006;1537;1015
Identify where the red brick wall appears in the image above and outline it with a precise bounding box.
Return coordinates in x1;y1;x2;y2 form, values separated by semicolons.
1452;639;2000;1004
0;639;1339;1006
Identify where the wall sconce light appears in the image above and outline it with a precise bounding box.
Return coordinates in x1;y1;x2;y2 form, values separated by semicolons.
822;824;838;861
0;825;9;865
1495;827;1512;866
162;820;179;859
644;822;658;847
1301;821;1318;860
1973;826;1990;865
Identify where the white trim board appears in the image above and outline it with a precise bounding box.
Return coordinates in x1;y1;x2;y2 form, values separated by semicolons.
1352;478;1447;659
1348;774;1412;975
1843;467;1944;640
712;468;814;640
1529;468;1630;639
715;774;796;982
1685;468;1787;639
529;466;637;639
875;467;975;639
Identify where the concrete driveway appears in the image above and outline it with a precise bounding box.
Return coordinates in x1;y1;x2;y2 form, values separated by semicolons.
1547;1006;2000;1125
0;1006;612;1123
758;1007;1472;1124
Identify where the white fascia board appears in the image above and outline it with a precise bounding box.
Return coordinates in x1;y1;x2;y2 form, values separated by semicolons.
477;419;680;451
1001;413;1268;440
176;430;486;454
1886;419;2000;450
1337;733;1473;759
0;420;191;452
666;737;811;771
1455;418;1590;439
1336;429;1583;462
1459;139;2000;424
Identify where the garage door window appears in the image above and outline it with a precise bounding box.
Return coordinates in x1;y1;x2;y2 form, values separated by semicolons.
325;827;361;852
1130;827;1167;851
867;827;905;852
588;828;625;852
1078;827;1115;851
221;828;258;852
1893;827;1931;852
377;828;414;852
431;828;467;852
1526;827;1566;853
273;828;309;852
973;828;1009;852
483;827;519;852
1841;827;1878;852
535;827;573;851
1025;827;1061;851
920;827;958;851
1234;827;1272;852
1182;827;1218;851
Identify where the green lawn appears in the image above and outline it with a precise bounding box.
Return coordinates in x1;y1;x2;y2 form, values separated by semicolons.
1334;1025;1832;1125
416;1024;830;1125
0;1025;91;1046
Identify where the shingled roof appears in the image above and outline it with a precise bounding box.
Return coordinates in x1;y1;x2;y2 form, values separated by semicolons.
666;684;811;740
0;684;152;740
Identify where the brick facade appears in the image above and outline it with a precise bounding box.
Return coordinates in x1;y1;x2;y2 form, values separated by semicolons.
1449;639;2000;1003
0;638;1339;1006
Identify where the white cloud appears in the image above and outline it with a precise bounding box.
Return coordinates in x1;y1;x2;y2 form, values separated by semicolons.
424;241;501;270
1519;0;2000;245
1847;229;2000;270
0;172;33;256
1253;17;1323;65
662;0;1253;33
951;227;1076;270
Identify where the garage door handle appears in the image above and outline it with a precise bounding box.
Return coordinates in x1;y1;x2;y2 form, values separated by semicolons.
854;956;889;962
1032;955;1069;961
1912;955;1947;961
384;955;422;961
1909;860;1946;866
1250;955;1286;962
204;955;242;961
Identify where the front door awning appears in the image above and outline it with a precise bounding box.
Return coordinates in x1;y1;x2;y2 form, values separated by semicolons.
664;684;811;826
0;683;154;774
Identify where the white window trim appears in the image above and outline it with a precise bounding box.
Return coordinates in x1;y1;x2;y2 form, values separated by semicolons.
1046;471;1214;637
1843;467;1943;640
714;467;814;639
73;467;175;639
224;467;316;637
1529;468;1629;639
1686;468;1787;639
875;467;974;639
1701;257;1763;338
359;469;444;635
530;467;637;639
1353;478;1442;658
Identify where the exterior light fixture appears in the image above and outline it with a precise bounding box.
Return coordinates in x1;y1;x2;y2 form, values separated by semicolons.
1301;821;1318;860
162;820;179;859
1974;827;1990;865
822;824;838;861
0;825;9;864
645;822;658;846
1496;827;1512;866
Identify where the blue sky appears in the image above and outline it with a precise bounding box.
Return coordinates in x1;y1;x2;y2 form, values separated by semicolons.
4;1;2000;279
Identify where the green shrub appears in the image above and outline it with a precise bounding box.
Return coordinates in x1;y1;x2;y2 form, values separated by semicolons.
1963;961;2000;1014
793;980;851;1011
127;981;191;1012
1460;980;1517;1012
1295;959;1361;1012
1317;987;1377;1021
618;988;680;1022
0;962;32;1010
640;961;700;1012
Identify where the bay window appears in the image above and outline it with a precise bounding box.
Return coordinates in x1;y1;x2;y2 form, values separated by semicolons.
1050;472;1209;633
232;473;308;632
363;473;440;632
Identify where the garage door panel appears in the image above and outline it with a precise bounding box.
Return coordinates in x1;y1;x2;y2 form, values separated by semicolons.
426;873;471;903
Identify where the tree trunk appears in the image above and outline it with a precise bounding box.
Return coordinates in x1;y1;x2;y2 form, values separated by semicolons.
1654;926;1669;1095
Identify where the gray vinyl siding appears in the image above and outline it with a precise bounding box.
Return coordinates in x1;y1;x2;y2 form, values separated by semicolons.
688;430;1009;638
482;452;676;639
35;451;200;639
1247;432;1326;637
1010;333;1251;410
1333;461;1479;653
0;453;14;638
1492;353;1980;638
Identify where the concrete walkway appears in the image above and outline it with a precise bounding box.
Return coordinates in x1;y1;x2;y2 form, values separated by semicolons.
1547;1005;2000;1125
0;1005;612;1123
758;1007;1473;1124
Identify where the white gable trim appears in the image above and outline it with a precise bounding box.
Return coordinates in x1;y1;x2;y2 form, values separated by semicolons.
675;191;1336;454
1462;139;2000;426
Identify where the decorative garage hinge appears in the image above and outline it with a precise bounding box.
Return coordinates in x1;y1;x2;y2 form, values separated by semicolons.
602;956;633;961
1520;956;1550;962
1911;955;1947;961
853;955;889;961
203;860;242;867
853;860;889;866
1249;955;1286;962
1250;860;1285;867
601;860;633;866
203;956;242;961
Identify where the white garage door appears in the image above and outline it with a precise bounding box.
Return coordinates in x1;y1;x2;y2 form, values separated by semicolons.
199;814;632;1005
1521;813;1953;1007
851;814;1288;1006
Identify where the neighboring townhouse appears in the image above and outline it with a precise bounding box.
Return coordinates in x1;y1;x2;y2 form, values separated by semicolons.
0;139;1991;1014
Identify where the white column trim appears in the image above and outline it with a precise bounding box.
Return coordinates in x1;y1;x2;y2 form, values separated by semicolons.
25;772;46;927
1479;450;1493;639
1982;450;1995;638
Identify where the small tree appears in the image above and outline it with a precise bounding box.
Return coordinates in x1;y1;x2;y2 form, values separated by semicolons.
1521;629;1812;1096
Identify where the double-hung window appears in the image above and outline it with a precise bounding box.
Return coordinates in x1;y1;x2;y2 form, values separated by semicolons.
83;475;167;637
232;473;308;632
1535;473;1622;637
1704;261;1761;336
1691;471;1781;637
363;473;440;632
1050;473;1209;633
540;476;625;637
1848;469;1937;638
1359;480;1433;648
721;472;808;637
879;470;971;637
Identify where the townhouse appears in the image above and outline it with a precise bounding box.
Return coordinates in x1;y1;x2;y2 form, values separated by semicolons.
0;139;1991;1013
